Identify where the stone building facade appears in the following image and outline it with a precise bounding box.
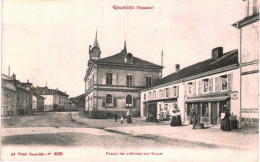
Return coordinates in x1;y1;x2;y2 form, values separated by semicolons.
141;48;240;127
233;0;259;128
1;74;33;116
33;87;69;111
84;33;163;118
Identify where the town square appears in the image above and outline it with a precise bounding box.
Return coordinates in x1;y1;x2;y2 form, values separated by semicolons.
1;0;259;161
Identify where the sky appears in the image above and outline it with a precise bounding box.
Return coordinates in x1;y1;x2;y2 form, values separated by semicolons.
2;0;247;97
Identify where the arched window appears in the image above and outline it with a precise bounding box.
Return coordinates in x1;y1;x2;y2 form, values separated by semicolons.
106;94;113;106
126;95;133;107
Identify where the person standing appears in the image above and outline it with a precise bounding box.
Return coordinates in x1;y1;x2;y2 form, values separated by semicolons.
176;110;182;126
192;110;198;129
170;110;177;126
121;115;124;124
189;109;194;124
115;113;118;122
221;109;231;131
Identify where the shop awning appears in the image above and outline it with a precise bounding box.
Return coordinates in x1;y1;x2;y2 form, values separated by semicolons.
147;97;177;103
185;96;230;103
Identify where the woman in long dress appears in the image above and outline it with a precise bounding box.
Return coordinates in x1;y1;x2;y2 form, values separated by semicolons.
176;110;182;126
170;110;177;126
221;109;231;131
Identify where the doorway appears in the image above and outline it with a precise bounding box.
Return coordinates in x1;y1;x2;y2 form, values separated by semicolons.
211;102;217;125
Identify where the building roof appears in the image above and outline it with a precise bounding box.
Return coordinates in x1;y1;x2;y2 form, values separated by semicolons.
69;94;85;103
32;92;45;99
34;87;69;96
232;13;259;29
91;50;163;68
152;49;238;87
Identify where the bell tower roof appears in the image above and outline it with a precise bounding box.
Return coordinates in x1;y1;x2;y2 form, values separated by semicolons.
93;31;99;48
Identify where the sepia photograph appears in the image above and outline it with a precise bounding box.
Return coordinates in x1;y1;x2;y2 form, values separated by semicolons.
1;0;259;161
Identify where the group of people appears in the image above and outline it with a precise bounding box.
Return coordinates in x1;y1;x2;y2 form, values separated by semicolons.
114;110;132;124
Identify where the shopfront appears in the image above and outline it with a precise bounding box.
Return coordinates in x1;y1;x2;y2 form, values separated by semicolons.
185;97;230;126
147;98;177;122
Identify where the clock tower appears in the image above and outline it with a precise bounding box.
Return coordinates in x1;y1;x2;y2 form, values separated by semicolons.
89;31;101;62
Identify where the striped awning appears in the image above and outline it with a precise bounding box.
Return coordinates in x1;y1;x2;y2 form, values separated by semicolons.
185;96;230;103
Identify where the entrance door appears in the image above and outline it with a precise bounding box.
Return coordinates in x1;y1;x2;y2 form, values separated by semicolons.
148;103;157;120
211;102;217;125
143;102;148;117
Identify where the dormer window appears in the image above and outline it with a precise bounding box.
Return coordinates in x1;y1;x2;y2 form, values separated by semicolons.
125;53;133;64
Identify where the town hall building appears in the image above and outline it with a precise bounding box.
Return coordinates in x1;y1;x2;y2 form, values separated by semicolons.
84;32;163;118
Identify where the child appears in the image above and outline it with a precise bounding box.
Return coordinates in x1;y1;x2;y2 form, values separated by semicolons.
121;116;123;124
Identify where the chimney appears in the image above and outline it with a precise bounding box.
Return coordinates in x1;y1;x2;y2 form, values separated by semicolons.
12;73;16;80
212;47;223;60
27;79;29;83
175;64;180;72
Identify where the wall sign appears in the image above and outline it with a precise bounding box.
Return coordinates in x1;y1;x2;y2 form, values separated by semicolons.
231;91;238;100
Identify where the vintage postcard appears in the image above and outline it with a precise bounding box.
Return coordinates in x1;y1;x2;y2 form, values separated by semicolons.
1;0;259;161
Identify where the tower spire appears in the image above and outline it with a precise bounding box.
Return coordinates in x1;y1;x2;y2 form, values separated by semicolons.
93;30;99;48
123;41;127;54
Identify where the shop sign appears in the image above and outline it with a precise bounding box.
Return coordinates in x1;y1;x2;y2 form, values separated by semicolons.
231;91;238;100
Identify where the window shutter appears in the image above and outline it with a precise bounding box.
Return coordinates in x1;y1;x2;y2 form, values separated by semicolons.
193;81;196;95
113;99;117;107
116;73;118;85
132;75;134;86
184;84;187;95
209;78;213;92
198;81;201;94
102;98;105;107
112;73;116;85
169;87;173;97
133;99;136;107
228;73;233;90
176;86;179;97
215;77;218;92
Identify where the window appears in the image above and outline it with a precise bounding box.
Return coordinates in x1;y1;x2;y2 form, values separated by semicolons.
146;76;152;87
165;88;169;98
187;103;192;116
106;73;112;85
144;93;146;100
173;86;179;97
220;75;227;91
153;91;156;99
126;74;133;86
105;94;113;107
203;79;209;93
188;82;193;94
126;95;133;107
148;92;152;100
